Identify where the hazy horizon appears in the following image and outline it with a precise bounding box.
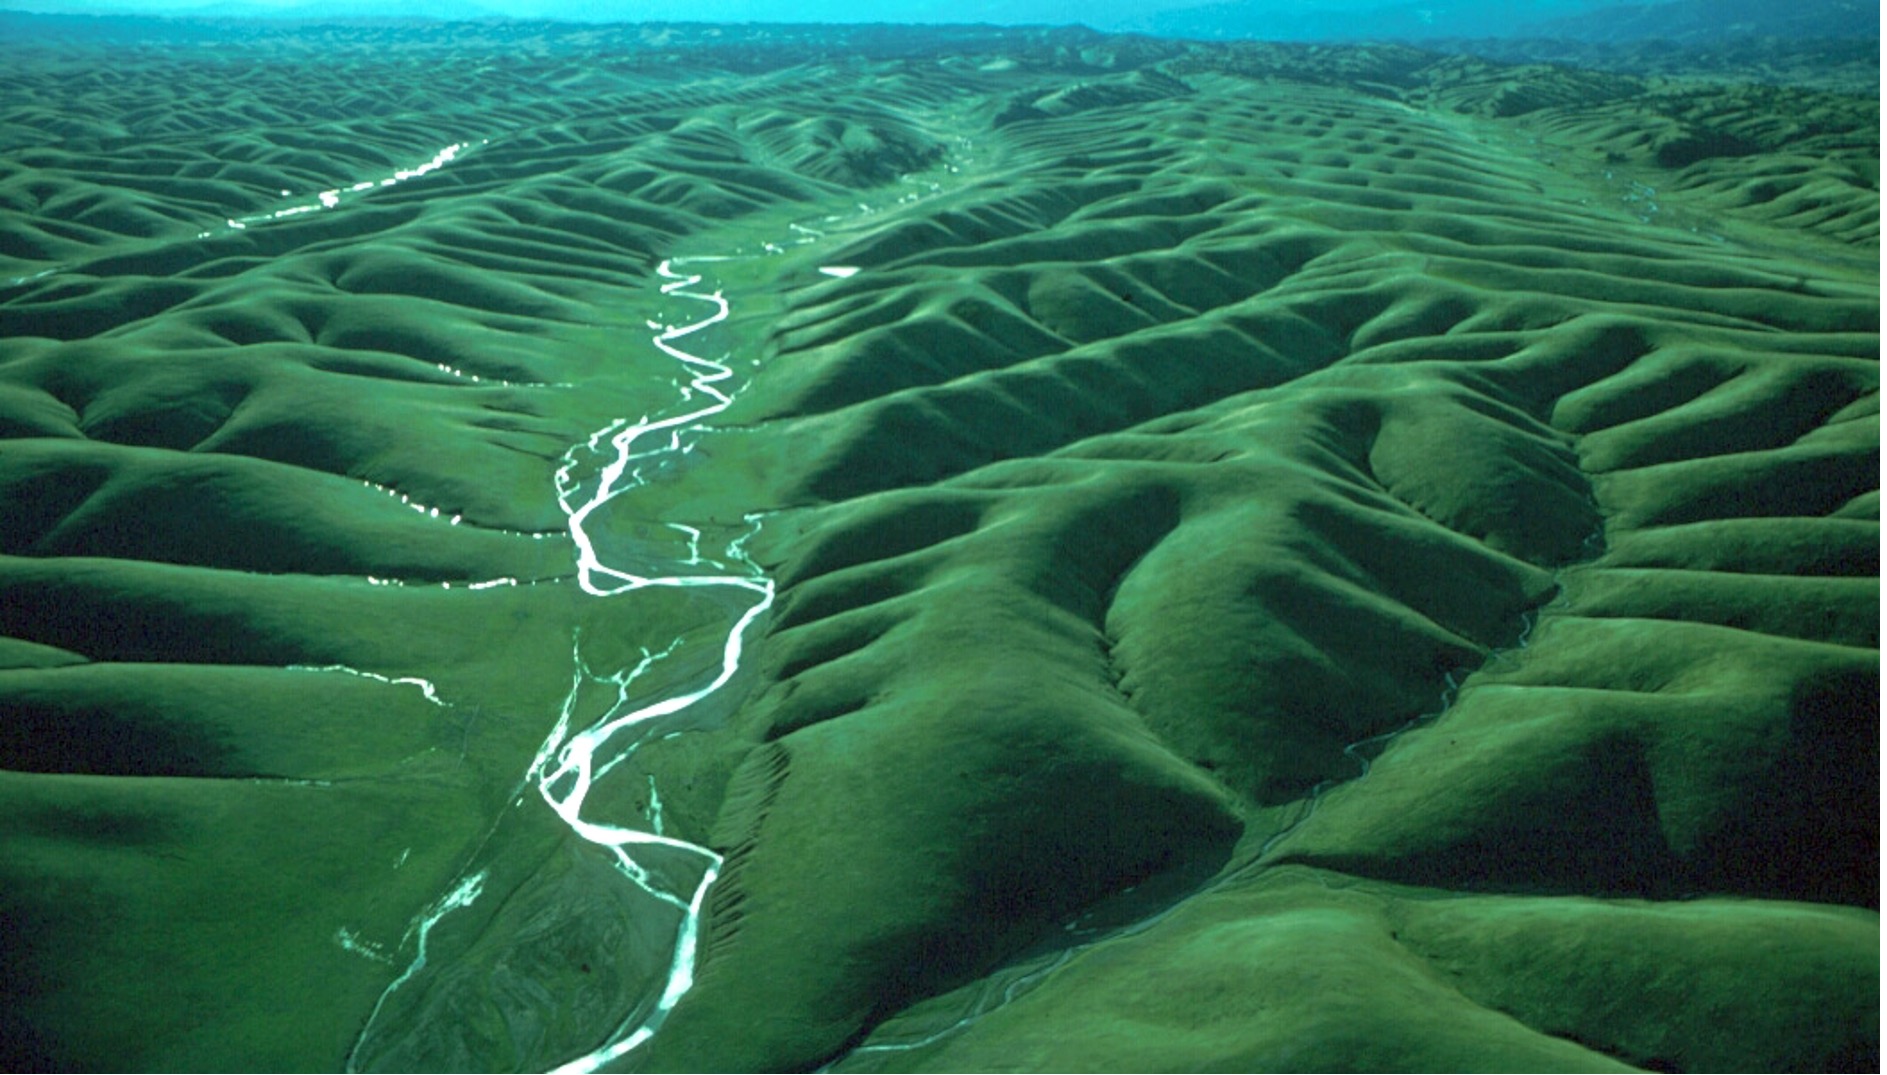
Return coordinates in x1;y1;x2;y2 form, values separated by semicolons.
0;0;1633;33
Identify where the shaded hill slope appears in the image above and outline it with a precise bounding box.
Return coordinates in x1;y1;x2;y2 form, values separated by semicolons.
0;18;1876;1074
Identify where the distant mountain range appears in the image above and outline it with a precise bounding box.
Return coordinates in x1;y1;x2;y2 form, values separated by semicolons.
1124;0;1878;42
196;0;504;16
1122;0;1593;40
0;0;506;18
1520;0;1878;43
0;0;1875;42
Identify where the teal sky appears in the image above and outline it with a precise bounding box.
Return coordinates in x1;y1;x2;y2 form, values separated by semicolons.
0;0;1626;29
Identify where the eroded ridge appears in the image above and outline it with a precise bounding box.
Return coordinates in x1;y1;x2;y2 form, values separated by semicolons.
635;38;1877;1075
0;19;1874;1075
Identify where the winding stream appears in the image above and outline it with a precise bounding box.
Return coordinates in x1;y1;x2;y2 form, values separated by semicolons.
532;258;775;1073
345;257;773;1074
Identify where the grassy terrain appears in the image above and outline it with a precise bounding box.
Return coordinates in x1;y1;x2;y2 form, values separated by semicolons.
0;17;1875;1073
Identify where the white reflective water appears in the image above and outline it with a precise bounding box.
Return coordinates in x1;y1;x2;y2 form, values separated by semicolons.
310;141;961;1071
350;869;492;1052
207;140;487;235
3;141;486;290
530;257;775;1073
340;257;774;1074
287;662;450;707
